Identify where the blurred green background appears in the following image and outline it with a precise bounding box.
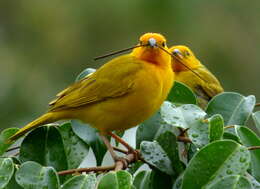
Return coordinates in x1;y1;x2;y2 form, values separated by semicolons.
0;0;259;130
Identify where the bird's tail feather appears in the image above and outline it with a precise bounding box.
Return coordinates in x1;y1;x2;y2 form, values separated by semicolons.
8;113;55;142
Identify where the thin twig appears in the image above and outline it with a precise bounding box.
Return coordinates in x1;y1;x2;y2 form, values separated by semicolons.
248;146;260;150
58;165;115;175
255;103;260;107
58;153;136;175
224;125;235;129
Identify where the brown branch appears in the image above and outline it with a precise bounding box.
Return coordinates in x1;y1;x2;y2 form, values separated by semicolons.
58;165;115;175
59;134;192;175
58;153;136;175
248;146;260;150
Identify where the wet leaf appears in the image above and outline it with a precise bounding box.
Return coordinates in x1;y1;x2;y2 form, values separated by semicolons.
62;174;96;189
140;141;174;176
133;170;151;189
235;126;260;182
0;158;14;188
19;126;68;172
15;161;60;189
205;175;252;189
208;114;224;142
71;120;107;166
97;171;132;189
155;131;184;175
0;128;19;156
58;122;89;169
167;81;197;106
206;92;255;126
182;140;250;189
252;111;260;133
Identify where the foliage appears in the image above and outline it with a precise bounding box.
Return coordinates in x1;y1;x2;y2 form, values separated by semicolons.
0;68;259;189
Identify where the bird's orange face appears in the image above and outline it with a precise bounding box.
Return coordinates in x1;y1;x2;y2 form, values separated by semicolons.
170;45;202;72
131;33;171;66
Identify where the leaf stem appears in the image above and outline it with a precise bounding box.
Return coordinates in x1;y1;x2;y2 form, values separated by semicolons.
247;146;260;150
224;125;234;129
255;103;260;107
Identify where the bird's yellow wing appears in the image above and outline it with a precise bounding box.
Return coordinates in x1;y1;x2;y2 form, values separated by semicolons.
49;55;142;111
193;66;224;100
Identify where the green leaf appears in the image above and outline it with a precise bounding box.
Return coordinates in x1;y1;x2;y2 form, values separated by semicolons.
62;174;96;189
172;173;183;189
223;132;241;143
208;114;224;142
0;128;19;156
71;120;107;166
182;140;250;189
160;102;209;148
19;126;68;172
127;161;143;175
205;175;252;189
75;68;96;81
160;102;206;129
186;117;209;148
167;81;197;106
252;111;260;133
3;167;23;189
97;171;132;189
136;110;171;149
15;161;60;189
133;170;151;189
187;143;199;162
155;131;184;175
206;92;255;126
58;122;89;169
149;170;173;189
140;141;174;176
235;126;260;182
0;158;14;188
133;170;173;189
245;173;260;189
116;171;133;189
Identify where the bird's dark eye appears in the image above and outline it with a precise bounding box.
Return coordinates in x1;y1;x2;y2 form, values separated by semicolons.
162;42;166;47
139;40;143;45
185;51;190;56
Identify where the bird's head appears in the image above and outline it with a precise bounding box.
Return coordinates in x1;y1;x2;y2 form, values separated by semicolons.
170;45;202;72
131;33;171;67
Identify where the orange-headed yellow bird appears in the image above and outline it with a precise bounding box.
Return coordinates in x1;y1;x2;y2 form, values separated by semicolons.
9;33;174;161
170;45;223;108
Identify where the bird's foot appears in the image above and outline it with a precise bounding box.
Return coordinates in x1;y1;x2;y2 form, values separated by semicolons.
127;149;141;162
114;156;130;170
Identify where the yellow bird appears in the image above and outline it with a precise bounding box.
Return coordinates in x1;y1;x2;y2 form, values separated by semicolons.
9;33;174;162
170;45;223;108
